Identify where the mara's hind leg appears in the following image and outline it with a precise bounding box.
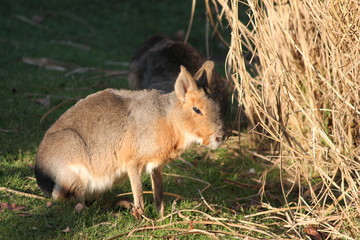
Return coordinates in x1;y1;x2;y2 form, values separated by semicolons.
35;128;90;202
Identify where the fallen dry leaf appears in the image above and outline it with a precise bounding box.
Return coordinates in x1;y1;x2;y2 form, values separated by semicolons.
304;226;323;240
74;203;84;213
31;15;45;24
189;221;194;230
10;203;27;211
46;201;53;207
117;200;132;210
0;202;31;217
0;202;27;212
35;95;50;108
0;202;8;212
14;14;49;30
62;226;71;233
22;57;78;71
17;212;32;217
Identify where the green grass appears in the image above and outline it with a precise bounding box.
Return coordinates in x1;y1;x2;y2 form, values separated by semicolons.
0;0;274;239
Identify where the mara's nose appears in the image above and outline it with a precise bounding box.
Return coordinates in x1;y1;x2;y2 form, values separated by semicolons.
215;128;226;143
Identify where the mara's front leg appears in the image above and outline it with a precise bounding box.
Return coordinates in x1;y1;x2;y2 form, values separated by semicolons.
127;164;144;216
150;166;164;216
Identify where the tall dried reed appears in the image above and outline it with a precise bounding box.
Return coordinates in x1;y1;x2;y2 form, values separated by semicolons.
210;0;360;238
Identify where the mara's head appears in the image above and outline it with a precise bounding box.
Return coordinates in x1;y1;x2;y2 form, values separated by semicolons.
174;61;225;149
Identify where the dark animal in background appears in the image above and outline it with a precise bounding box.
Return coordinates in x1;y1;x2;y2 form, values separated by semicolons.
128;35;229;115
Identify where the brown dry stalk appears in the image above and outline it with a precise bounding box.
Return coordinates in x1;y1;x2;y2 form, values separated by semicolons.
184;0;197;44
159;229;253;239
14;15;49;30
163;172;211;192
115;191;184;200
40;97;81;123
0;187;46;200
172;209;276;237
109;227;220;240
245;205;311;218
107;206;276;239
108;220;270;240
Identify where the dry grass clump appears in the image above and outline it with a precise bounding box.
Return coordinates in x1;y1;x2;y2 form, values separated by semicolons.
211;0;360;238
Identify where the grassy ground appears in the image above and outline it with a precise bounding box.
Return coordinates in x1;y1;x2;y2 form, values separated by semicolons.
0;1;274;239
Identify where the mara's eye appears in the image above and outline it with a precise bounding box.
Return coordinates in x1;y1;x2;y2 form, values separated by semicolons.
193;107;203;115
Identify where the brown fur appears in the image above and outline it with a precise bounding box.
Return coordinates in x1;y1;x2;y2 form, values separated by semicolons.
35;62;225;215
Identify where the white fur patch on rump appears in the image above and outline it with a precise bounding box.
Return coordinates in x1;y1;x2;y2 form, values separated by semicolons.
68;164;127;196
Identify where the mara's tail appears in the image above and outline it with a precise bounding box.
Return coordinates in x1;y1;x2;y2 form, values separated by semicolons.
34;165;55;197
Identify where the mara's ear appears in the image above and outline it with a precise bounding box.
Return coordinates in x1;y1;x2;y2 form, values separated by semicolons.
175;65;198;102
194;60;214;88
